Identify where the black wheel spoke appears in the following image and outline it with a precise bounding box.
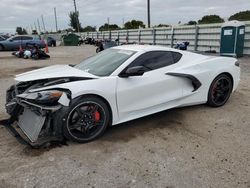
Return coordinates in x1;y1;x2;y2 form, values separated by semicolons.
69;122;82;130
76;107;84;117
81;124;87;133
222;86;230;92
84;125;91;134
88;104;99;113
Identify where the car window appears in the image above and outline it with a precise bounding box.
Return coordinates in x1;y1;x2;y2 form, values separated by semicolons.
126;51;182;72
172;52;182;63
12;36;22;41
75;49;136;77
3;35;9;39
0;35;8;39
22;36;33;40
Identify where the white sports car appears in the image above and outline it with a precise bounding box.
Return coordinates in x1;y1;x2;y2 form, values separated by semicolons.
5;45;240;147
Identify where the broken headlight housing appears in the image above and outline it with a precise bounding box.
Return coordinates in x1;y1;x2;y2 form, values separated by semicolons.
18;90;63;105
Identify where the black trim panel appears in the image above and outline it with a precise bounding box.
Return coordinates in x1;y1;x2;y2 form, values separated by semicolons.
166;72;202;92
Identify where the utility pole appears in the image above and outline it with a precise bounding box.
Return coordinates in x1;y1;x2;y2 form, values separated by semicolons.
73;0;80;33
147;0;151;28
54;7;58;32
41;15;46;32
107;17;110;31
37;18;41;33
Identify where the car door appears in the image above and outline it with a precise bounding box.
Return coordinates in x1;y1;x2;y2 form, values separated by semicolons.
116;51;185;121
21;36;33;47
6;36;22;50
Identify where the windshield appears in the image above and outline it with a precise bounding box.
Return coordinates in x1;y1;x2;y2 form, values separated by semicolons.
75;48;136;76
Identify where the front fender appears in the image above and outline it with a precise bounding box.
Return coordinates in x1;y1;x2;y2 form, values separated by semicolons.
27;77;119;125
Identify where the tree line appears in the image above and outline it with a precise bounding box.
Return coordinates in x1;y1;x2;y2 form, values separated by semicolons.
187;10;250;25
15;10;250;35
70;10;250;32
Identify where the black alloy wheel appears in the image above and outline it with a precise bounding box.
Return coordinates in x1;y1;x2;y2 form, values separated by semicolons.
63;96;110;143
207;74;233;107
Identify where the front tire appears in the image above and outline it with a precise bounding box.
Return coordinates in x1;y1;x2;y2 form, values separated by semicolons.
207;74;233;107
63;96;110;143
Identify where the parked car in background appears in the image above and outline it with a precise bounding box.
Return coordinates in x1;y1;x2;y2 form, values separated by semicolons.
0;35;45;51
47;37;56;47
96;40;118;53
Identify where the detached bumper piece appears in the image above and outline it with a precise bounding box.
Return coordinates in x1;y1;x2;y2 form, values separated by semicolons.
4;100;64;147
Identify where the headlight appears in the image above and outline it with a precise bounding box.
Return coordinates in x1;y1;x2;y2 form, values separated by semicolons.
36;90;63;102
18;90;63;104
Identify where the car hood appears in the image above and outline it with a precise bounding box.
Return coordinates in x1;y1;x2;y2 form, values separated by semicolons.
15;65;98;82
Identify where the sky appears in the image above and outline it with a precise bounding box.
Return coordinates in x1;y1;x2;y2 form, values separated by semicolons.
0;0;250;34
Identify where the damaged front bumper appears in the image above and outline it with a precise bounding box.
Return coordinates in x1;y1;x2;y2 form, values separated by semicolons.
5;88;70;147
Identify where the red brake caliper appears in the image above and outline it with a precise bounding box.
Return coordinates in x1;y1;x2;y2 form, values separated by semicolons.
94;111;101;122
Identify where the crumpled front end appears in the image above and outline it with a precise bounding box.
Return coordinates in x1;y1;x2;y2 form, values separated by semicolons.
5;81;71;147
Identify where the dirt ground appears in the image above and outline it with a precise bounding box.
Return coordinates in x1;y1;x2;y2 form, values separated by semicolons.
0;46;249;188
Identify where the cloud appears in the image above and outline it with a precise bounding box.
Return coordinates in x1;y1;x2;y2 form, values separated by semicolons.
0;0;250;33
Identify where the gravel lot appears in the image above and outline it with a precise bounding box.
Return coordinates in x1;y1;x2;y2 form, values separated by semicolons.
0;46;249;188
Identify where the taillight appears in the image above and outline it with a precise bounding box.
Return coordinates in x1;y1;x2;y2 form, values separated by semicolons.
235;61;240;67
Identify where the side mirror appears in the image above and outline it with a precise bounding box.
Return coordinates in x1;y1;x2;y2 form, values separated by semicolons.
9;39;13;42
119;66;147;78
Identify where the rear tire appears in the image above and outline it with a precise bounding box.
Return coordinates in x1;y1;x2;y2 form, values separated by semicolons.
63;96;110;143
207;74;233;107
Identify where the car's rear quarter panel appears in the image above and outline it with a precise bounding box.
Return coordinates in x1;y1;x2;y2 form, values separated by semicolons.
198;57;240;92
168;54;240;107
